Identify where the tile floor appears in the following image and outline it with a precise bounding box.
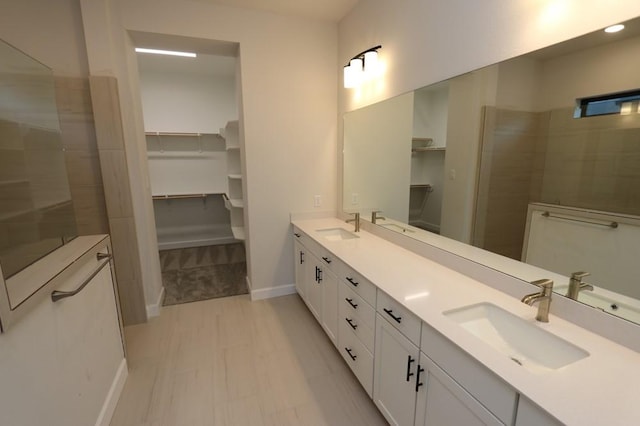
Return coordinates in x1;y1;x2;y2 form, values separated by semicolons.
110;294;386;425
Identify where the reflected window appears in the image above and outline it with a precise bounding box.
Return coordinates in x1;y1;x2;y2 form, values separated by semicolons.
575;89;640;117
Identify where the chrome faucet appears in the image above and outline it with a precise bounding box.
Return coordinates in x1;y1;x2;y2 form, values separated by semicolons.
346;212;360;232
371;210;385;224
567;271;594;300
521;278;554;322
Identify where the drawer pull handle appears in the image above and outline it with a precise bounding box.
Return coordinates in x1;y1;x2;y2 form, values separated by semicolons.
322;256;332;264
294;232;301;238
415;364;425;392
345;298;358;309
299;251;304;264
344;347;357;361
346;277;359;287
406;355;415;381
317;268;323;283
51;253;112;302
383;308;402;323
346;317;358;330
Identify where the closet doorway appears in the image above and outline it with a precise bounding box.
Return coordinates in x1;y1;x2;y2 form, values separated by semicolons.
135;38;247;306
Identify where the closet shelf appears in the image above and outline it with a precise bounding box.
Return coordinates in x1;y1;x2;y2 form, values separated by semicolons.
145;131;215;137
412;147;445;153
152;193;222;200
231;226;245;241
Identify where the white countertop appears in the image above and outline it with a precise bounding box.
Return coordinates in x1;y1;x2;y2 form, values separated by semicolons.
292;217;640;425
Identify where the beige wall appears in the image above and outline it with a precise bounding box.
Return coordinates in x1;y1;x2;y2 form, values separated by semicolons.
339;0;640;241
80;0;338;301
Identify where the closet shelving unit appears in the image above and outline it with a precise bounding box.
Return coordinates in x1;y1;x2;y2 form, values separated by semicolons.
221;120;245;241
411;137;446;153
146;131;236;250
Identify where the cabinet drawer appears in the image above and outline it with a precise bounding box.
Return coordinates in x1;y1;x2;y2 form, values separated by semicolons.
376;290;422;345
292;226;308;246
339;282;375;329
421;322;517;425
339;284;375;352
338;318;374;397
337;262;376;306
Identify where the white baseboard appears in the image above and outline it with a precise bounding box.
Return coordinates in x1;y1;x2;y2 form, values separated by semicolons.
146;286;165;318
250;283;296;301
95;358;128;426
245;275;252;293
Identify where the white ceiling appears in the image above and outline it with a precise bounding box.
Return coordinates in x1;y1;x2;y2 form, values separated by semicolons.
190;0;359;22
134;0;360;77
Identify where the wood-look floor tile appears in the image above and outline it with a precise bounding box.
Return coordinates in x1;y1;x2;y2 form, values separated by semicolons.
109;294;385;426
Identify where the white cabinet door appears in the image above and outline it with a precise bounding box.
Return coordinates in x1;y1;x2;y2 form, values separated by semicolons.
374;314;420;426
293;239;306;299
305;252;323;322
320;265;338;346
415;353;503;426
515;396;563;426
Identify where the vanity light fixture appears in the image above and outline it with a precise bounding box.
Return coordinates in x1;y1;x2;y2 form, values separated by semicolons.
343;45;382;88
134;47;197;58
604;24;625;33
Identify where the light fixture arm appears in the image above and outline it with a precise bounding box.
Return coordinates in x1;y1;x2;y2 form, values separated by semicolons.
344;45;382;67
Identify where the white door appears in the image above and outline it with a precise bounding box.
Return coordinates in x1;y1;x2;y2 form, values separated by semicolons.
415;353;502;426
373;314;420;426
305;252;323;322
293;239;306;299
321;266;338;346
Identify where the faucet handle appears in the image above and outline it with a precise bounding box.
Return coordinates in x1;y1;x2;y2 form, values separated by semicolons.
371;210;385;223
571;271;590;280
530;278;553;291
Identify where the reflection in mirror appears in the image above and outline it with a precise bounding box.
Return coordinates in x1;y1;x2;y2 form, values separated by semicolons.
0;39;77;280
343;17;640;324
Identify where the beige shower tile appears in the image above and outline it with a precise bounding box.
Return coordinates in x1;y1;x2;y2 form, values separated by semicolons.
115;277;147;326
109;216;141;284
59;118;98;152
0;119;22;150
64;149;103;187
98;149;133;218
89;75;125;150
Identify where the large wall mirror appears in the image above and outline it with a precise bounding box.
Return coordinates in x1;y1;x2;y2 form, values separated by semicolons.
0;38;77;326
344;17;640;325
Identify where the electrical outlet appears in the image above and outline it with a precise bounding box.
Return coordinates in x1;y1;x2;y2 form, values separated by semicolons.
352;193;359;204
314;195;321;207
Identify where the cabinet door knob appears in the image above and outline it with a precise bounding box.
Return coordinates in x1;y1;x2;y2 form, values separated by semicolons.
415;365;425;392
344;347;357;361
345;298;358;309
383;308;402;324
294;232;301;238
346;317;358;330
346;277;359;287
406;355;415;382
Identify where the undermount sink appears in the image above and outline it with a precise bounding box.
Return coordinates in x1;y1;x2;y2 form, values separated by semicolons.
315;227;359;241
379;223;415;233
444;303;589;373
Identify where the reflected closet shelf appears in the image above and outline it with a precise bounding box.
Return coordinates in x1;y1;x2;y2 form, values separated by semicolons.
152;193;223;200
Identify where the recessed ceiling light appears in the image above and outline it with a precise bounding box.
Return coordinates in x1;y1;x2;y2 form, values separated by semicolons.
135;48;197;58
604;24;625;33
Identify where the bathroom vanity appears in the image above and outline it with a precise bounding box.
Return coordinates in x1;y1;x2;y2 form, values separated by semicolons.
292;217;640;425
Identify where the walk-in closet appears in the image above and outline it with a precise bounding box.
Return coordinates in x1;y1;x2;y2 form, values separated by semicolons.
136;41;247;305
